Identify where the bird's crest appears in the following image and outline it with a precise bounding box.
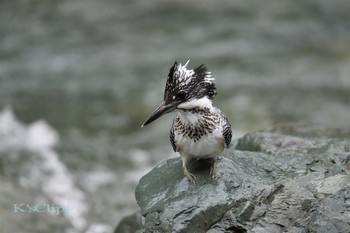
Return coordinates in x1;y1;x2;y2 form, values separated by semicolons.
164;60;217;103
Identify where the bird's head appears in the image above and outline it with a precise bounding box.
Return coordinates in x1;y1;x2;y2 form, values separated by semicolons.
142;60;217;127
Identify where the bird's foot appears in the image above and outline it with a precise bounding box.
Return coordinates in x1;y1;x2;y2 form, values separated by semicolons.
210;162;217;178
184;167;196;184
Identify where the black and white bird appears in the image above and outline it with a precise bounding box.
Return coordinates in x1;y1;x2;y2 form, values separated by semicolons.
142;61;232;183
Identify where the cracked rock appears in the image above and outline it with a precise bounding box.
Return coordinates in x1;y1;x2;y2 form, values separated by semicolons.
117;128;350;233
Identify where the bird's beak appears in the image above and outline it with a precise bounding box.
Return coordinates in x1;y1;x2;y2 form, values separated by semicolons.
141;101;178;127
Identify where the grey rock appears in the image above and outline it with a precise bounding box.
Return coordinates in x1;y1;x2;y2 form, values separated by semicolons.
114;212;142;233
117;130;350;233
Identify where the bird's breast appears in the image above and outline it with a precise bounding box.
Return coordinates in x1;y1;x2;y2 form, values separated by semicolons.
175;129;224;159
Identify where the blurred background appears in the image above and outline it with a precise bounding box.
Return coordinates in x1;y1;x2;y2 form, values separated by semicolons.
0;0;350;232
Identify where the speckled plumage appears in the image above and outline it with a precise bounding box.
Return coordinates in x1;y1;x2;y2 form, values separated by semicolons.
170;107;231;147
142;60;232;183
170;104;232;183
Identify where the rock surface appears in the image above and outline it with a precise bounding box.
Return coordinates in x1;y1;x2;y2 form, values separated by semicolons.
117;128;350;233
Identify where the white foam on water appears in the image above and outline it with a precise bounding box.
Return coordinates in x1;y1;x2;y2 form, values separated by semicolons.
26;120;59;150
85;223;112;233
81;168;116;192
0;107;88;232
0;107;27;150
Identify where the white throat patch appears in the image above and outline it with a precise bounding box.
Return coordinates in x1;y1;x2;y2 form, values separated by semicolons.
177;96;213;110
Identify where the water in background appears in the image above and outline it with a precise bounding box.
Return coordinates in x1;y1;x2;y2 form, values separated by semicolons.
0;0;349;232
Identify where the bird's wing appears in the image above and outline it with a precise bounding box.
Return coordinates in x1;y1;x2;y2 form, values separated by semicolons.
221;112;232;148
170;118;178;152
223;123;232;148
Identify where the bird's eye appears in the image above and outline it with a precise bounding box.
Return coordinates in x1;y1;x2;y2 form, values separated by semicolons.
176;91;186;100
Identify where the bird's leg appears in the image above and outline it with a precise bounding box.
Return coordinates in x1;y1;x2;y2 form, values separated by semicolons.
210;158;217;178
182;159;196;184
184;166;196;184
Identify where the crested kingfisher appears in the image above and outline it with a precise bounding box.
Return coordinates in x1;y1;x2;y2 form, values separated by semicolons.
142;61;232;183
